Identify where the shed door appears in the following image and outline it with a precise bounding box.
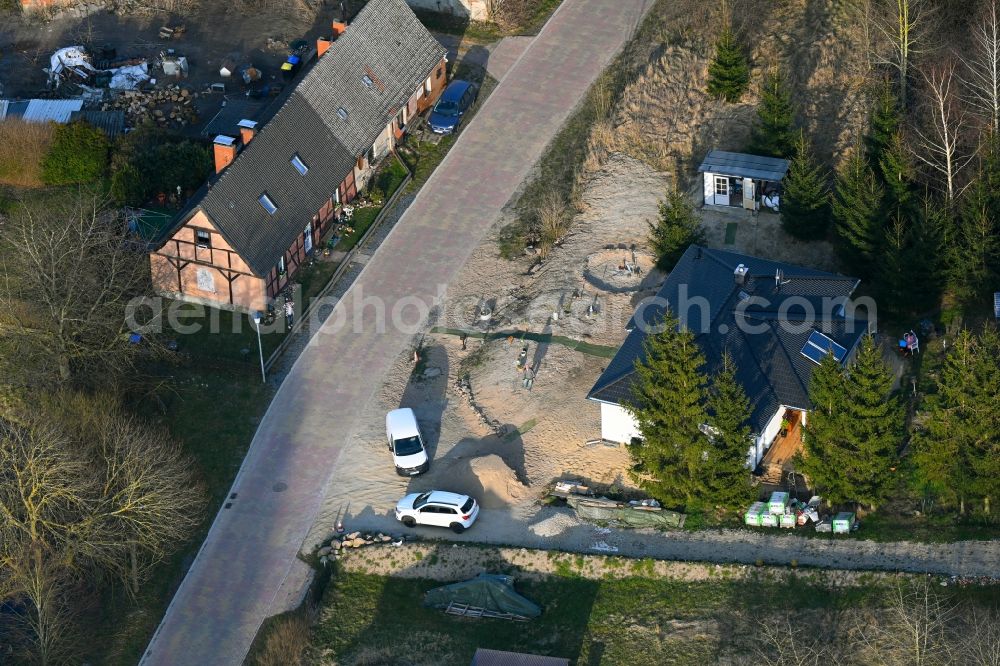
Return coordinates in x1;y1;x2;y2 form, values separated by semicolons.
714;176;729;206
742;178;755;209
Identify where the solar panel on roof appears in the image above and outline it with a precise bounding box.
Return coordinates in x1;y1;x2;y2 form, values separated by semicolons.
800;330;847;364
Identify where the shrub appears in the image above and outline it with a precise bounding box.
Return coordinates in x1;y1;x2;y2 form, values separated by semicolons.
0;119;55;187
41;121;110;185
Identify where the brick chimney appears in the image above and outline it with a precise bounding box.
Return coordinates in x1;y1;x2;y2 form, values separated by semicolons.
237;119;258;145
332;19;347;36
317;37;332;58
213;135;238;173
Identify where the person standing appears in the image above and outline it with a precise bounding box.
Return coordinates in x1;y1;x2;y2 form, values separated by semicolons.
284;299;294;330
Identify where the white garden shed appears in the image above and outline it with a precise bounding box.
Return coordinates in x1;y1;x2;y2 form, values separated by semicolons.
698;150;790;210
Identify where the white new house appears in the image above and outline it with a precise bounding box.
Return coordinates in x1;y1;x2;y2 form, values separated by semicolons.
587;246;869;479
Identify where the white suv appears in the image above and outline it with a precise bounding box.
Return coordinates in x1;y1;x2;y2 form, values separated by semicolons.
395;491;479;533
385;408;429;476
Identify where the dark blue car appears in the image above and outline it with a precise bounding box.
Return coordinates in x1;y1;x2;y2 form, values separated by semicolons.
428;79;478;134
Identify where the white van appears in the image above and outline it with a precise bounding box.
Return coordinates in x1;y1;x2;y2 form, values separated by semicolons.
385;408;429;476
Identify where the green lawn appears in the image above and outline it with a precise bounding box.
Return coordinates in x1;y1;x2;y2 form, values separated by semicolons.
310;568;998;666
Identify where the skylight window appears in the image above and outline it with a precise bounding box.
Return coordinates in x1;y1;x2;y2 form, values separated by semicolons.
258;193;278;215
361;74;373;88
290;154;308;176
337;107;348;121
801;330;847;365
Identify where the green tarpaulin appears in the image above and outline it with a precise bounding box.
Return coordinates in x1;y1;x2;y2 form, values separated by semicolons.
567;496;685;529
422;574;541;619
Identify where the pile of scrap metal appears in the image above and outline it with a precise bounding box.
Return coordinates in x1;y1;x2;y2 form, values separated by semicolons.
48;45;150;92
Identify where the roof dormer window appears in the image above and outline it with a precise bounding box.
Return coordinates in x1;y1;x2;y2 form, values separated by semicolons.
337;107;348;121
290;154;308;175
258;193;278;215
361;74;373;88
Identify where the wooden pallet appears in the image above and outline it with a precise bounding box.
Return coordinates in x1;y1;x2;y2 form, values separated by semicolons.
444;602;530;622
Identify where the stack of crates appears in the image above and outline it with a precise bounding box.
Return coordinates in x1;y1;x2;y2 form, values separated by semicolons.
744;501;766;526
832;512;856;534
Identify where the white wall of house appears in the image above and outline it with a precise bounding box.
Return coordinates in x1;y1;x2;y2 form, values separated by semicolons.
404;0;490;20
599;402;642;443
751;408;786;468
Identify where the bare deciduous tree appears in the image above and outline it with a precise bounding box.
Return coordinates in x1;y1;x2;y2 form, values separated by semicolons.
959;0;1000;133
753;613;845;666
962;605;1000;666
0;191;157;386
911;62;973;202
0;395;205;662
856;579;957;666
873;0;934;109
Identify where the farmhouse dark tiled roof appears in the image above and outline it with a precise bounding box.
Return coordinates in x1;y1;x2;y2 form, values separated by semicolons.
163;0;445;277
297;0;447;157
588;245;867;434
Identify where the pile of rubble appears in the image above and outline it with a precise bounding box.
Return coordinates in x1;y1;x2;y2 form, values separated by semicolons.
455;375;505;435
101;85;199;128
315;531;400;564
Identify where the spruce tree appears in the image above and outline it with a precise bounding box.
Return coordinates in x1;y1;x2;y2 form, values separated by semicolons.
781;132;830;240
966;327;1000;516
703;352;757;510
832;146;883;274
706;27;750;103
648;189;706;271
839;335;904;510
878;204;943;316
798;352;853;502
911;329;1000;515
865;79;900;169
946;183;998;305
747;68;796;158
627;311;709;507
800;336;903;509
878;130;916;218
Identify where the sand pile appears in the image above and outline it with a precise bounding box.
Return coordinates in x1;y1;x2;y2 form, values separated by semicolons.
469;454;528;509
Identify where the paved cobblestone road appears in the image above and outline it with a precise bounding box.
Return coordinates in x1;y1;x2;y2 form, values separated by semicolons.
141;1;653;663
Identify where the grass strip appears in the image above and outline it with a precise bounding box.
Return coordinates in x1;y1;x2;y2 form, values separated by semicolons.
430;326;618;358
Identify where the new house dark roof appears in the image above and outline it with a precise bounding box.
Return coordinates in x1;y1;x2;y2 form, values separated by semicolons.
470;649;570;666
588;246;867;434
297;0;447;157
159;0;444;277
698;150;790;181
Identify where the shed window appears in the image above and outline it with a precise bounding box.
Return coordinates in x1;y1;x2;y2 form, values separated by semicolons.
290;154;308;175
258;193;278;215
337;107;348;121
195;229;211;247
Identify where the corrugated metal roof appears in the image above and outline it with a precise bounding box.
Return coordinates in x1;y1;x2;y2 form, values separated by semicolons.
470;648;570;666
69;109;125;138
21;99;84;123
698;149;791;181
164;0;445;277
588;246;866;434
